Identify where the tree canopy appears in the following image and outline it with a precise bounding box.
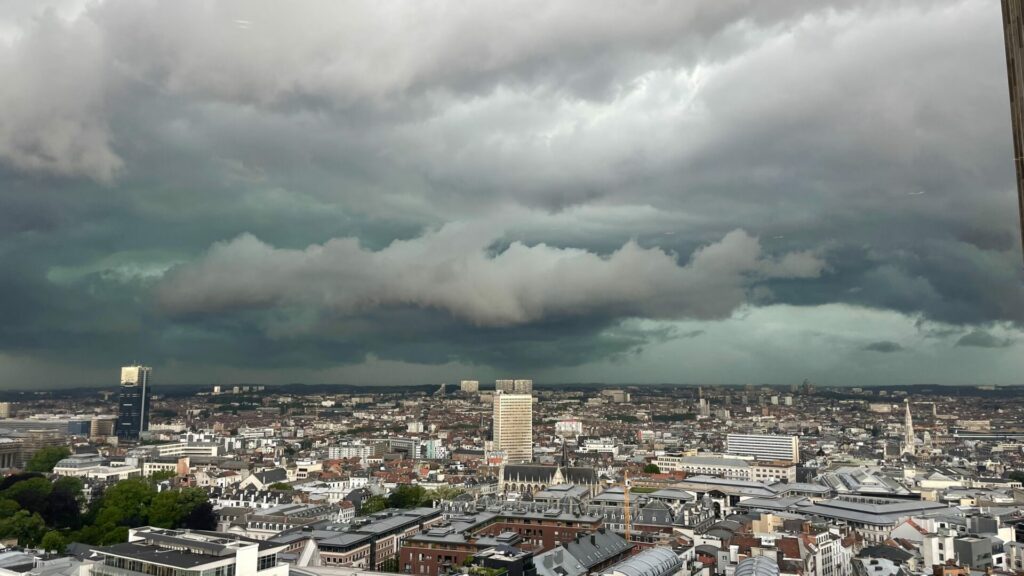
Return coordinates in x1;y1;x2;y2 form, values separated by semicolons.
0;474;218;546
25;447;70;473
358;495;388;516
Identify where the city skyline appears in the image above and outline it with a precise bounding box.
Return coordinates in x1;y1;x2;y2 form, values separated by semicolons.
0;1;1023;388
3;2;1024;574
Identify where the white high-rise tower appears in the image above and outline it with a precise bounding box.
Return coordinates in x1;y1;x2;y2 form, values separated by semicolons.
492;391;533;463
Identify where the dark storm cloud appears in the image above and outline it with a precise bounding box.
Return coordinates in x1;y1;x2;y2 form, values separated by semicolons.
0;0;1020;385
862;341;905;353
956;330;1016;349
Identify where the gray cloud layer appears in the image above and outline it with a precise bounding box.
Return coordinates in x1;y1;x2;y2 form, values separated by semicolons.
158;226;823;327
0;0;1021;386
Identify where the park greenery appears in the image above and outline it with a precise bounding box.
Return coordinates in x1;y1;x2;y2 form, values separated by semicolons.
0;470;215;550
358;484;464;516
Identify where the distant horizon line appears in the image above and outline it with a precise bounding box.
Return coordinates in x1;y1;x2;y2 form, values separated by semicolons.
2;381;1022;394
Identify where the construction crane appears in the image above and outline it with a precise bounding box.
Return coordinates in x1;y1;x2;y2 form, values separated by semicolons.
622;470;631;542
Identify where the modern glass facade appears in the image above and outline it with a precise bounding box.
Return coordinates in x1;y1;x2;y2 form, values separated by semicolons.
116;365;152;440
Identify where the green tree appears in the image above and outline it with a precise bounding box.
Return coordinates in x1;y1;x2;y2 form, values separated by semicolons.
3;476;53;515
147;491;183;528
148;488;213;529
268;482;294;491
99;525;129;545
642;463;661;474
0;500;19;517
149;470;176;483
1008;471;1024;483
422;486;464;505
358;495;388;516
95;478;155;528
387;485;427;509
0;473;43;491
0;510;46;547
25;447;70;473
46;476;84;529
182;501;216;530
41;530;67;553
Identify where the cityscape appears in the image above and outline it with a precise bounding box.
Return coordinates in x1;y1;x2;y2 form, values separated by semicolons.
0;371;1018;576
0;1;1023;576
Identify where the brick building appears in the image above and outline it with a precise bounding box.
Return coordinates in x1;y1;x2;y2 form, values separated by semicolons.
400;507;606;576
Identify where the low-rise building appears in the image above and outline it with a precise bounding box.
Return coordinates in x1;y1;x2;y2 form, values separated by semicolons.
89;526;288;576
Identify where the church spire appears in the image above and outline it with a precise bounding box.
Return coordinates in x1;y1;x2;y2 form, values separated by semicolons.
902;399;915;455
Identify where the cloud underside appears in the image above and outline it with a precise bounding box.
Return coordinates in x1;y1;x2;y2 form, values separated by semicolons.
863;341;904;353
956;330;1015;348
0;0;1021;385
158;227;823;327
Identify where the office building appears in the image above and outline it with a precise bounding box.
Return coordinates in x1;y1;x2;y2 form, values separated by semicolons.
460;380;480;393
493;392;533;463
726;433;799;463
0;416;90;436
654;454;797;483
496;379;533;393
0;403;10;418
90;415;116;439
270;507;442;569
1002;0;1024;257
90;526;288;576
0;439;20;470
555;419;584;439
116;365;152;440
19;429;65;467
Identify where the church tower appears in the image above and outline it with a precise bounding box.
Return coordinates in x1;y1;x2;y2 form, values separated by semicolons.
902;399;915;455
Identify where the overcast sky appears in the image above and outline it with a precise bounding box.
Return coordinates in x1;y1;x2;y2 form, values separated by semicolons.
1;0;1022;388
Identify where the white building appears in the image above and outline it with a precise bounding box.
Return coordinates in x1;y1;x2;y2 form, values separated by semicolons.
53;454;142;481
90;526;288;576
726;434;800;463
582;437;620;456
460;380;480;393
655;454;796;483
555;419;584;439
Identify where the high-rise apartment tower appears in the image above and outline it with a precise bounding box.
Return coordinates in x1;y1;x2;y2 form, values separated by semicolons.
495;379;533;393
